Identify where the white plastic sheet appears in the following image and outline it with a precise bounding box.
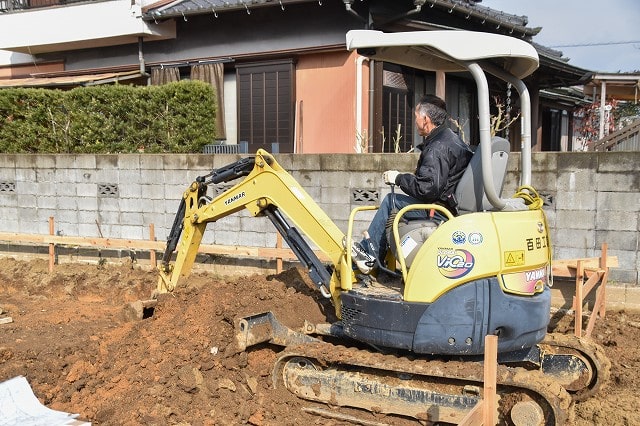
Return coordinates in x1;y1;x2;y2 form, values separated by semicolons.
0;376;90;426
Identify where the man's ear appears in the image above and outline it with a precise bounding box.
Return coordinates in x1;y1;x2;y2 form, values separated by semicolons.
424;115;435;131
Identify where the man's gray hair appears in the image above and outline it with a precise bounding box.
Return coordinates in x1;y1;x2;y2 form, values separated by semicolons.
416;95;449;127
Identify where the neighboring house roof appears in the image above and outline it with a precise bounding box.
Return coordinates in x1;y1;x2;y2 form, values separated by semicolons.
540;86;590;107
583;72;640;101
418;0;539;37
526;41;591;88
0;71;145;88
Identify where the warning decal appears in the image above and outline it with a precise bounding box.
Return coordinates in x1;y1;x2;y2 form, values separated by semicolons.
504;250;525;267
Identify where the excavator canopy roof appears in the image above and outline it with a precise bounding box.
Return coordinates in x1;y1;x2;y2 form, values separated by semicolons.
346;30;539;79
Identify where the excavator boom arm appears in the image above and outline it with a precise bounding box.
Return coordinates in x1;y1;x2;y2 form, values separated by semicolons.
157;150;352;302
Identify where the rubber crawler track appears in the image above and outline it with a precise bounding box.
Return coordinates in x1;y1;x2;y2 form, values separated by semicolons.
274;342;573;425
541;333;611;402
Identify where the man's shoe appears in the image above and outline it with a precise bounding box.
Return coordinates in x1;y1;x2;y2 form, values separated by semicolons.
351;241;376;274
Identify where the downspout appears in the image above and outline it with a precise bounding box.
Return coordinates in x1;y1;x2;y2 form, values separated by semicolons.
342;2;375;150
369;59;375;153
138;37;147;83
356;55;369;152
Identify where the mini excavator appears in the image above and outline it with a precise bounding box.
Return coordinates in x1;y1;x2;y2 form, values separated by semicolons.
156;30;609;425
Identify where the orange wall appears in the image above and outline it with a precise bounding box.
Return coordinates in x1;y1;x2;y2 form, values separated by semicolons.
295;50;369;153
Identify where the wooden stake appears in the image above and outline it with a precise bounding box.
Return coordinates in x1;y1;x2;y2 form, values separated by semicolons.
599;243;608;318
149;223;156;267
575;259;584;338
459;334;499;426
48;217;55;273
483;334;498;426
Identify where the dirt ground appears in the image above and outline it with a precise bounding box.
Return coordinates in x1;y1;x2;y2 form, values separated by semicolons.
0;257;638;426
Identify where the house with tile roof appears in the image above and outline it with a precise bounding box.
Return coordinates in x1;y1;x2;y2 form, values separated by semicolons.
0;0;594;152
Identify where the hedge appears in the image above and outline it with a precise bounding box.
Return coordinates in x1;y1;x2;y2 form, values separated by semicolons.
0;80;217;153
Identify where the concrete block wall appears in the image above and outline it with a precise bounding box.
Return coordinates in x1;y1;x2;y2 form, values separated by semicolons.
502;151;639;286
0;151;638;287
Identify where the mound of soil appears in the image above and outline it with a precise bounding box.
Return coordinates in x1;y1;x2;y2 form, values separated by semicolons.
0;258;638;425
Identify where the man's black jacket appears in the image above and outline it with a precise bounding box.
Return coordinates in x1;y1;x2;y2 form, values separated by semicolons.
395;124;473;211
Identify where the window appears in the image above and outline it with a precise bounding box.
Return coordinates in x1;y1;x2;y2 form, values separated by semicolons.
381;64;476;151
542;108;562;151
236;60;295;153
382;66;414;153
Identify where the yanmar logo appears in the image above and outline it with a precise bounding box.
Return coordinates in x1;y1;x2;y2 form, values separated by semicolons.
224;191;246;206
525;267;546;282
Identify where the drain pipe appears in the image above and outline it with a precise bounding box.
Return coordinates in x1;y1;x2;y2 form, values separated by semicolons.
368;59;375;153
356;55;369;152
138;37;147;83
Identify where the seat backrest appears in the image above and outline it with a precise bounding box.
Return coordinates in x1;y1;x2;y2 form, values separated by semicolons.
455;136;510;214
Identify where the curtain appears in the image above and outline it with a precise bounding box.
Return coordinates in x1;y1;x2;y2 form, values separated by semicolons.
191;63;226;140
150;67;180;85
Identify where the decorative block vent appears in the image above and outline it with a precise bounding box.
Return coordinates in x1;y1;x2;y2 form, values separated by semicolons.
541;193;555;207
0;182;16;193
98;183;119;198
203;144;241;154
351;188;379;205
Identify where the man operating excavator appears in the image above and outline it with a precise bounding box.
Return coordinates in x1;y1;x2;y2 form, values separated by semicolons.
352;94;474;274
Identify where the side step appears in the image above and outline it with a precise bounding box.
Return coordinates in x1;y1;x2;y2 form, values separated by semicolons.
235;311;320;352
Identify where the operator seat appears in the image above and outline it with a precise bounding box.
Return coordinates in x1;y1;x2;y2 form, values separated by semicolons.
455;136;510;214
390;137;510;268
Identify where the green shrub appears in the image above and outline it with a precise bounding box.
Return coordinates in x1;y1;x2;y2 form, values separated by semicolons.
0;81;216;153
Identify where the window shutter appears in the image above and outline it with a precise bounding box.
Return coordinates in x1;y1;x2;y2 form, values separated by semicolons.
236;60;295;153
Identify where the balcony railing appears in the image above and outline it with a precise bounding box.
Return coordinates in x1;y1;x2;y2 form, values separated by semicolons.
0;0;100;12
